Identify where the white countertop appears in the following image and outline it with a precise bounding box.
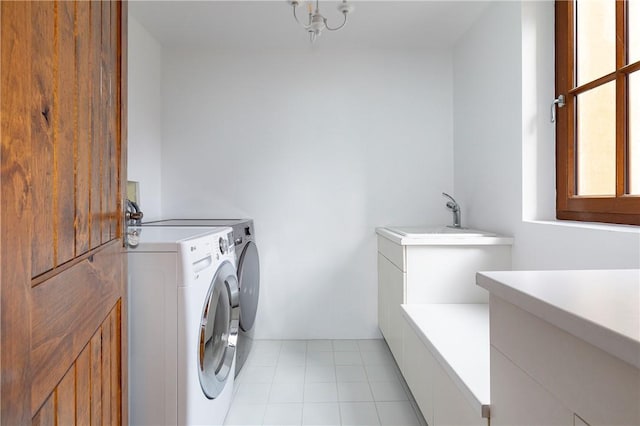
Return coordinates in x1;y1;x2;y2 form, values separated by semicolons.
376;226;514;246
401;304;490;417
477;269;640;369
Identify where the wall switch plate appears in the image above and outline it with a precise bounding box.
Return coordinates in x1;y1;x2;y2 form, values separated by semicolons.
127;180;140;204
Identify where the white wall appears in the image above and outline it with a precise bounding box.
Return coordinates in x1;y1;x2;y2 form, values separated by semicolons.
453;1;640;270
128;17;163;221
161;48;454;339
453;1;523;235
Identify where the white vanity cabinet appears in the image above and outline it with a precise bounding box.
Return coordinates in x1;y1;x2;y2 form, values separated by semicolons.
478;270;640;426
376;227;513;363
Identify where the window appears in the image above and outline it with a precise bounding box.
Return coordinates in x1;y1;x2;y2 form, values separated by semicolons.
555;0;640;225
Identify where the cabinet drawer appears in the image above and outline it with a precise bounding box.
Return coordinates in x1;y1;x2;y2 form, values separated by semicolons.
490;346;573;426
490;295;640;426
377;236;405;271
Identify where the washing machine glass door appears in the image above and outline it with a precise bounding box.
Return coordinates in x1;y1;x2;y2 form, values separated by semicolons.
238;241;260;332
198;260;239;399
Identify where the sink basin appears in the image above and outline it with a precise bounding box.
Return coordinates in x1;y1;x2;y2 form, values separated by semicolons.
386;226;496;238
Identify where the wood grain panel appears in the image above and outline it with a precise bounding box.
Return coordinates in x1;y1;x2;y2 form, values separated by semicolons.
616;0;625;198
55;0;77;264
118;0;128;236
31;308;123;426
75;0;91;257
89;0;102;250
32;394;54;426
30;242;121;414
76;345;91;426
100;0;110;244
30;0;55;278
1;2;34;424
56;366;75;425
119;4;129;420
90;331;103;426
2;2;127;424
110;305;121;425
109;0;119;241
101;313;112;426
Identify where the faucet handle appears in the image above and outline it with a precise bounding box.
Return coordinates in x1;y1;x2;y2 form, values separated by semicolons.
442;192;461;228
442;192;457;205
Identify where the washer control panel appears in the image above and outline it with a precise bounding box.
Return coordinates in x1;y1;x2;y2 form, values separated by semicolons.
218;231;235;255
219;236;228;254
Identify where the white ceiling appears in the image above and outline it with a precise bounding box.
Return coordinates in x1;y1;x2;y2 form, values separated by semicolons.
129;1;492;50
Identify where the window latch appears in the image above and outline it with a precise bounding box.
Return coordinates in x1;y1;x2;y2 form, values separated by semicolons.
551;95;565;123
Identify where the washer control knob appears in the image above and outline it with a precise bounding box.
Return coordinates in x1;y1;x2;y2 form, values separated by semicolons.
219;236;229;254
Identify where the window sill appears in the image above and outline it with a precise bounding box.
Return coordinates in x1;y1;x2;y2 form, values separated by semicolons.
523;219;640;234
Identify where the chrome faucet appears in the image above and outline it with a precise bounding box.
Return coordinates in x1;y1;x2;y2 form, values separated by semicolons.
442;192;461;228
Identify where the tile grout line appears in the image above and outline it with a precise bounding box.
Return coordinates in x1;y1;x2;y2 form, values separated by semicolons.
332;343;344;426
359;346;384;426
300;340;308;425
265;340;282;425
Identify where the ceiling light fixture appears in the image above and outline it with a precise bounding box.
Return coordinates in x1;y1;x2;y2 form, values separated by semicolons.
288;0;354;43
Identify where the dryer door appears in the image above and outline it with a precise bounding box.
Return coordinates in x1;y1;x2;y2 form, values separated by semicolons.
198;260;239;399
238;241;260;332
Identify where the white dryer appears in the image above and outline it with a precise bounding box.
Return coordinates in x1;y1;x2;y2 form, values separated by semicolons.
128;226;238;425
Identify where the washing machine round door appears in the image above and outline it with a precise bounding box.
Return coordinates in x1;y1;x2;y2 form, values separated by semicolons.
238;241;260;332
198;260;239;399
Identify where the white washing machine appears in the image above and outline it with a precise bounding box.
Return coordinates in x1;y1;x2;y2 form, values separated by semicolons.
141;219;260;377
128;226;238;425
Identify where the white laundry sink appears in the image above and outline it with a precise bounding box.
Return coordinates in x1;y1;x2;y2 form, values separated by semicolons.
375;226;513;246
386;226;496;238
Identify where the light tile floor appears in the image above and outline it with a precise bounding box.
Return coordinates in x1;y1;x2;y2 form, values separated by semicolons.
225;339;427;426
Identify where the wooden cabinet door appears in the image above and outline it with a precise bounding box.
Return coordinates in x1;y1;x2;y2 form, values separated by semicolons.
1;1;128;425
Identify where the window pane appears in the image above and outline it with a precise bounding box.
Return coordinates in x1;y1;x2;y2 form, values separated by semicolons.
576;82;616;196
576;0;616;86
630;72;640;194
630;0;640;64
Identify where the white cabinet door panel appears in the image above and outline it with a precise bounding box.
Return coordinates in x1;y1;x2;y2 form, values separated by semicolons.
490;346;573;426
402;320;434;425
378;253;405;365
433;361;486;426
